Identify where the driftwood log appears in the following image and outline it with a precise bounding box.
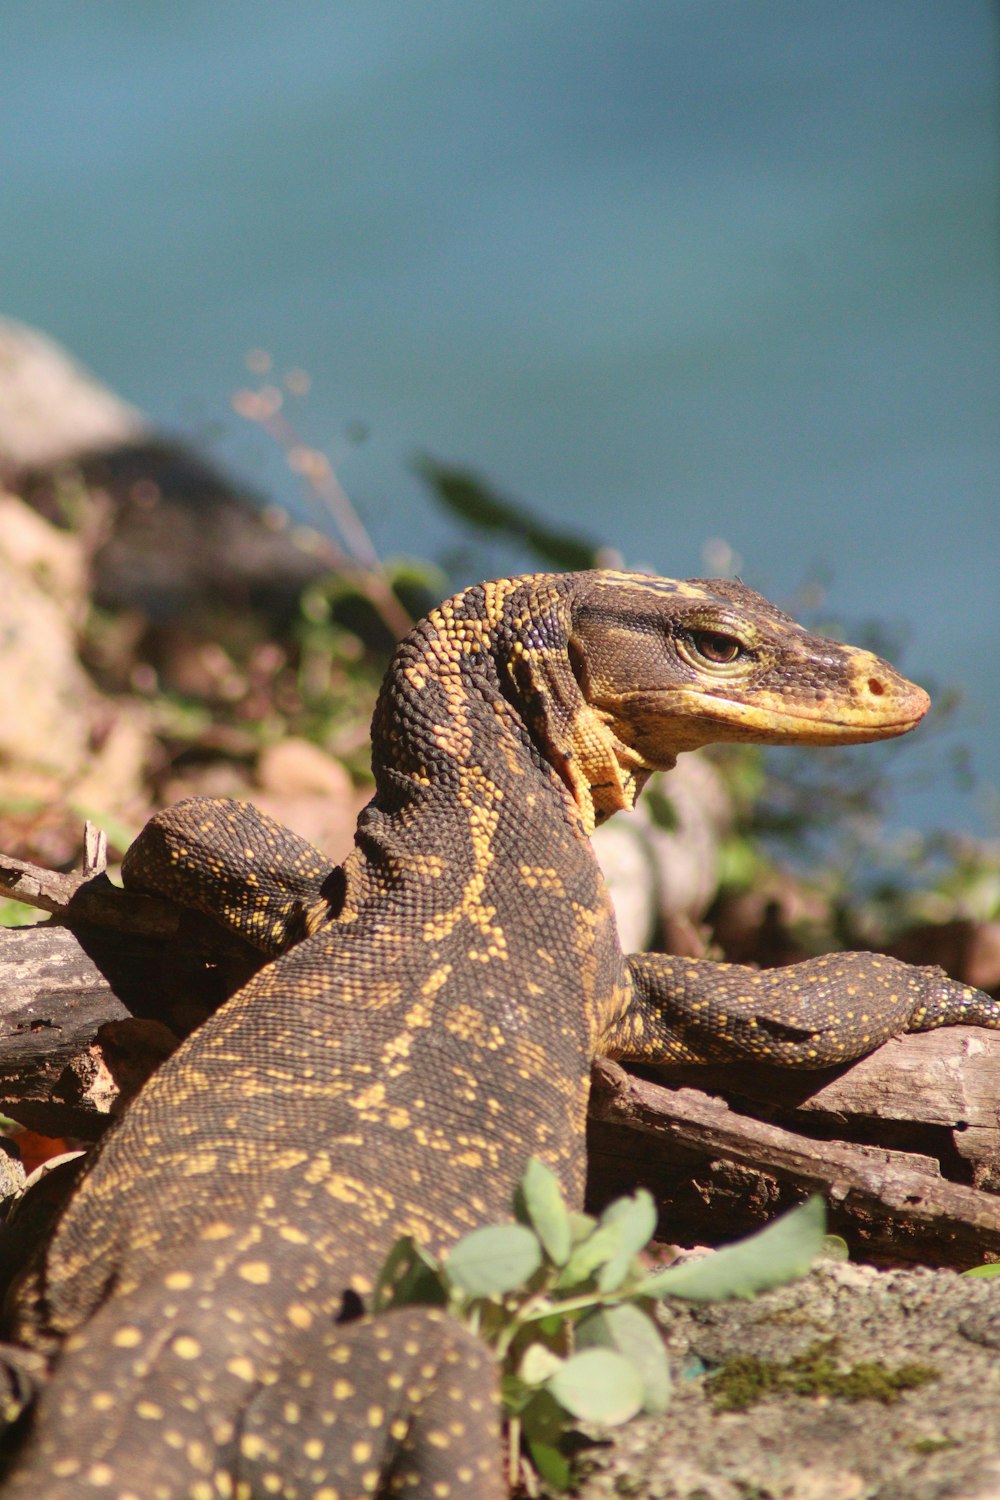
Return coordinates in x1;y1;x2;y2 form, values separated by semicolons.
587;1050;1000;1268
0;846;263;1136
1;846;999;1271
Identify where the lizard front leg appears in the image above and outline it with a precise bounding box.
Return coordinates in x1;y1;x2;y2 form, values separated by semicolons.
121;796;340;955
601;951;1000;1069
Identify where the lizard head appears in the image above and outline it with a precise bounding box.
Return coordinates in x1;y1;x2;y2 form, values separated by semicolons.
388;569;928;836
511;570;929;831
568;569;929;766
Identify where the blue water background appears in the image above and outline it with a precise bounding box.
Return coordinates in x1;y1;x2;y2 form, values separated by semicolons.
2;1;998;839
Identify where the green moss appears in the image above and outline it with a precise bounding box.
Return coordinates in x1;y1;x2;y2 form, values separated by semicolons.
707;1338;938;1412
910;1437;957;1455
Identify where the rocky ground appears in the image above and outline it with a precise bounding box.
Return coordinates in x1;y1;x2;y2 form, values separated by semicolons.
577;1257;1000;1500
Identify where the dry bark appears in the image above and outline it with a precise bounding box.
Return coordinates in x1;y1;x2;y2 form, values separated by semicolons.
0;852;261;1136
588;1052;1000;1268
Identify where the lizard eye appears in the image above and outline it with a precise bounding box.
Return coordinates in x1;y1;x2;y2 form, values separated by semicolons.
690;630;742;664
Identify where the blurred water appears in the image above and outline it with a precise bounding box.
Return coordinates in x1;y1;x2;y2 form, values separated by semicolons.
1;0;997;836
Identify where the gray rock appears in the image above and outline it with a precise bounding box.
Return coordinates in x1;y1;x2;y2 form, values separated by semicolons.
0;319;146;472
577;1258;1000;1500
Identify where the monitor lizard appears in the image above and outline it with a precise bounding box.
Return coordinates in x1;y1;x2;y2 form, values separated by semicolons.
2;569;997;1499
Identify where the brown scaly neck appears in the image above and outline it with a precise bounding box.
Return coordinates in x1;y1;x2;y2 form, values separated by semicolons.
366;573;658;842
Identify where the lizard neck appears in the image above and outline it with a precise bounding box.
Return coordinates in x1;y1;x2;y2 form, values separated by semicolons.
327;572;630;1072
363;573;656;852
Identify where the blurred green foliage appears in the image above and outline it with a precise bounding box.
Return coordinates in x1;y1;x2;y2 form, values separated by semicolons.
415;457;599;573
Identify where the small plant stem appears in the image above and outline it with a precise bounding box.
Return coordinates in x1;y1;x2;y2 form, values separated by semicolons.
507;1415;521;1491
234;385;413;642
490;1287;624;1362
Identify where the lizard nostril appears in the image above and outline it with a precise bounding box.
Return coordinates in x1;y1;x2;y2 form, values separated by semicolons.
867;678;885;697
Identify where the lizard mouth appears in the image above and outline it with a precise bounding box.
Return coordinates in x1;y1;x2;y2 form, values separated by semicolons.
692;681;929;739
603;680;931;756
690;700;929;745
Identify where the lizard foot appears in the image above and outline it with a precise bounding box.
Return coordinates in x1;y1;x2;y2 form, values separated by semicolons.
237;1307;506;1499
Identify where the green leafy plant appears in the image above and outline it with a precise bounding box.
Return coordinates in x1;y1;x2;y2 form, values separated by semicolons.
962;1261;1000;1279
374;1158;827;1492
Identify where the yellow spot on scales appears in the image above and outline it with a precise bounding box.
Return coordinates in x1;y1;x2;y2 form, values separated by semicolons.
233;1266;268;1290
348;1081;386;1112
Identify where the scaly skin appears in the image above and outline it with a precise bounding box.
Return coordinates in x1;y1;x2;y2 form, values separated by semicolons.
3;570;997;1499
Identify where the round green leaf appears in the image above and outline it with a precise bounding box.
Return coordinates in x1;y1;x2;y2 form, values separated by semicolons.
558;1220;623;1288
596;1190;657;1292
569;1211;597;1243
520;1341;564;1387
643;1195;826;1303
446;1223;542;1297
523;1391;573;1491
519;1157;572;1266
963;1262;1000;1279
576;1304;671;1415
548;1348;644;1426
527;1438;572;1493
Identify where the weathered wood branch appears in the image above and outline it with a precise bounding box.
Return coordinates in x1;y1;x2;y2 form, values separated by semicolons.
645;1031;1000;1188
0;849;180;935
588;1053;1000;1268
0;894;262;1136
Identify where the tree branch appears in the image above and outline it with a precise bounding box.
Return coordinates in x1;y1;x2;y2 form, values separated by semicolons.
588;1054;1000;1268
